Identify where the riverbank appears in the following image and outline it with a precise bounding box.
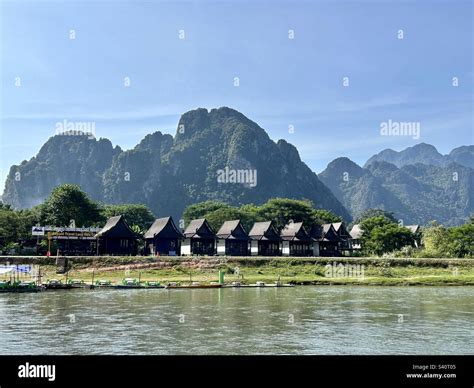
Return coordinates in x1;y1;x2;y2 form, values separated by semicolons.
2;256;473;286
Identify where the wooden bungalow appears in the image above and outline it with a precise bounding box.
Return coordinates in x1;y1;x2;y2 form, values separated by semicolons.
182;218;216;256
332;222;352;253
95;215;138;255
248;221;281;256
144;217;183;256
310;223;342;257
216;220;249;256
280;222;312;257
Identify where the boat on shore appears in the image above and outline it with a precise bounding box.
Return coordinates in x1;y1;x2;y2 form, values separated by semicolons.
0;280;44;293
93;279;114;288
43;279;73;290
67;279;94;289
165;282;222;289
111;278;165;289
143;281;164;289
223;281;294;288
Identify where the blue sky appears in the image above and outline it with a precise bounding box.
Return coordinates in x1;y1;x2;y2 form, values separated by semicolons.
1;0;473;194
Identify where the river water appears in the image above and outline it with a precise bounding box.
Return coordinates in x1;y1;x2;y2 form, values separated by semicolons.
0;286;472;355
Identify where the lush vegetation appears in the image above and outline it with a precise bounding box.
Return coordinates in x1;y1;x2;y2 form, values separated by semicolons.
0;184;472;258
356;210;473;258
183;198;341;231
421;220;474;258
359;216;415;256
0;184;156;254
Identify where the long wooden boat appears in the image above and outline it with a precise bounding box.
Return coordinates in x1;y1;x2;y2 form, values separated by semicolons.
92;279;114;288
223;281;294;288
67;279;93;289
165;282;222;289
111;279;165;289
0;280;44;293
43;279;73;290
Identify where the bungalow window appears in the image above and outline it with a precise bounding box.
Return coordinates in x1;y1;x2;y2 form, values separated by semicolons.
120;239;129;248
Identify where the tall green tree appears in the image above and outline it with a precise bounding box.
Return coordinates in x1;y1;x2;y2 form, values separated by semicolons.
205;207;257;232
447;221;474;258
355;208;397;224
360;216;415;256
256;198;319;230
183;201;229;225
182;197;343;232
40;184;104;227
421;222;449;257
0;207;20;247
312;209;342;224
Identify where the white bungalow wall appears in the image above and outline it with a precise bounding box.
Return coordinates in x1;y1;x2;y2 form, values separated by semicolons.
250;240;259;256
217;239;226;255
181;238;191;255
312;241;320;256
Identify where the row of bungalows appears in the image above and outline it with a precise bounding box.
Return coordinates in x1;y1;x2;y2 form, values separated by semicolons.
93;215;354;256
72;216;421;256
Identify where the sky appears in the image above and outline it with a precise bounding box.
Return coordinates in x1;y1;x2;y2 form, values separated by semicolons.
1;0;473;194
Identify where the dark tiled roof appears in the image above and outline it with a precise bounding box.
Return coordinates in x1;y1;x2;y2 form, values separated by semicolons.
183;218;215;239
216;220;249;240
309;224;324;241
95;215;137;238
280;222;311;242
248;221;281;241
310;223;341;242
144;217;183;239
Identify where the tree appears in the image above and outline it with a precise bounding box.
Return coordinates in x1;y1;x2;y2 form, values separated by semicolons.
205;207;257;232
182;197;344;232
183;201;229;225
312;209;342;224
421;222;449;257
0;207;20;249
446;219;474;258
40;184;104;227
355;208;397;224
0;206;41;253
256;198;319;230
360;216;415;256
102;204;155;230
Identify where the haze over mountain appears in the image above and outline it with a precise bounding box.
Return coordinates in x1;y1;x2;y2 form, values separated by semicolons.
2;107;350;221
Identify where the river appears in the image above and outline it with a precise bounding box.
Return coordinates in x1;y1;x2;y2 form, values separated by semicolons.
0;286;472;355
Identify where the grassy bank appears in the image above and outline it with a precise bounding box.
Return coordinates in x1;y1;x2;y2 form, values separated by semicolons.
3;256;472;286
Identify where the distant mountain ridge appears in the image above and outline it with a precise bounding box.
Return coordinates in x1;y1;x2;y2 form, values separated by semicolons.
2;108;471;226
320;143;473;226
2;107;350;221
365;143;474;169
